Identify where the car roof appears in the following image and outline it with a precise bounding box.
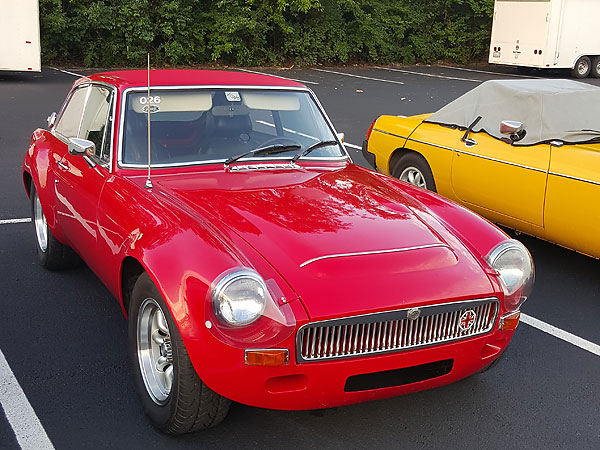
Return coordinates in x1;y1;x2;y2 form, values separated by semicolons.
83;70;306;90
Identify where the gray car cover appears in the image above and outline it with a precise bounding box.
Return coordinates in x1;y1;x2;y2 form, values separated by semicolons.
424;79;600;146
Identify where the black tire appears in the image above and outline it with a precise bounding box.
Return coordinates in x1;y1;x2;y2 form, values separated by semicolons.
391;153;437;192
128;272;230;434
30;182;80;270
571;56;592;78
590;56;600;79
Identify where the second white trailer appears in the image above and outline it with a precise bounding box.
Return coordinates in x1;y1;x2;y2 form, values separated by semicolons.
488;0;600;78
0;0;41;72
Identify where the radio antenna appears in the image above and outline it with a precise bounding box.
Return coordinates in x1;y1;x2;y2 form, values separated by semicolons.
144;53;153;189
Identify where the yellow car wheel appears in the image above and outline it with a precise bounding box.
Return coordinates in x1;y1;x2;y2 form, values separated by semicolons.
391;153;437;192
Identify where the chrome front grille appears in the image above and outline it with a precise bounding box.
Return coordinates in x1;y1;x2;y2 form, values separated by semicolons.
296;298;498;362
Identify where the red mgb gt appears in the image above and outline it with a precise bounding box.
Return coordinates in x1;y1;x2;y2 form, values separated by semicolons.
23;70;534;434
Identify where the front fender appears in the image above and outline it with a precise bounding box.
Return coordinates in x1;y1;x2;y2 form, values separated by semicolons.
103;178;303;392
22;129;64;239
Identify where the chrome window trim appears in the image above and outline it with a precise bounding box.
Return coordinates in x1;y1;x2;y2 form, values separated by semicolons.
299;243;451;268
295;297;499;363
52;84;89;141
548;171;600;187
116;85;350;170
307;85;353;164
51;80;117;174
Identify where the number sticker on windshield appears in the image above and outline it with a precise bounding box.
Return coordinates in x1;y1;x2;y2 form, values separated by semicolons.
139;96;161;105
225;91;241;102
142;105;160;114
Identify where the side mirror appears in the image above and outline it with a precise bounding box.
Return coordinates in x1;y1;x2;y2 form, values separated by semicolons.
500;121;524;135
68;137;95;157
337;132;345;143
47;112;57;129
500;121;525;142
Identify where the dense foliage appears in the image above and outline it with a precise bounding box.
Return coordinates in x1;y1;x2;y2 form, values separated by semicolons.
40;0;494;66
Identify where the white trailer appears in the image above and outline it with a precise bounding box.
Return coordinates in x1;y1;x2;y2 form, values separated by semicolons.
489;0;600;78
0;0;41;72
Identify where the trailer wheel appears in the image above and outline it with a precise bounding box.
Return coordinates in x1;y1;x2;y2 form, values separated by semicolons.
591;56;600;79
571;56;591;78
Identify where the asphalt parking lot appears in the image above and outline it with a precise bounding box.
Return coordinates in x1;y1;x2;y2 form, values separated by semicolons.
1;65;599;450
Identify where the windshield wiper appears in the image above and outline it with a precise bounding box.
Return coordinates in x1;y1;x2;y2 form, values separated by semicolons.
461;116;482;142
291;140;339;163
225;144;301;167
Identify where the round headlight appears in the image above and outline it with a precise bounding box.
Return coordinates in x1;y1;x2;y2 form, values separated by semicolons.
212;270;267;326
486;240;534;309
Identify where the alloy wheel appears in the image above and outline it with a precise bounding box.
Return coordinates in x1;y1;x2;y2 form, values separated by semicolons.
33;191;48;252
399;166;427;189
137;298;174;405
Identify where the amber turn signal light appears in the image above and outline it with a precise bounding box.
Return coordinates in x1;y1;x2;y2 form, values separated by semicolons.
245;349;289;366
500;311;520;331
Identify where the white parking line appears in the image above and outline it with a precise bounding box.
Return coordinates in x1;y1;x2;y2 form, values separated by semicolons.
436;65;546;79
344;142;362;150
521;313;600;357
312;68;405;85
375;66;481;83
0;218;31;225
0;349;55;449
48;67;85;78
237;68;319;85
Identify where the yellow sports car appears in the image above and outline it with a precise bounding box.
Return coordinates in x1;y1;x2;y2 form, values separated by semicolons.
363;79;600;258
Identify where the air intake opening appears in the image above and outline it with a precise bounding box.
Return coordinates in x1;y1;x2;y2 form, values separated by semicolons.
344;359;453;392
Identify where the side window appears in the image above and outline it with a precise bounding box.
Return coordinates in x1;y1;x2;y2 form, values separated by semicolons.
54;86;88;138
79;86;113;164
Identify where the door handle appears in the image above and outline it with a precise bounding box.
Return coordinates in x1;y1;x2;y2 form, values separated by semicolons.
56;161;69;171
464;138;477;148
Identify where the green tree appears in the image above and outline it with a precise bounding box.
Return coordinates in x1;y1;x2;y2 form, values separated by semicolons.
39;0;495;67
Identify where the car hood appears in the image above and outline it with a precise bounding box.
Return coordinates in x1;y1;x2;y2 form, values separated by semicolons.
152;164;495;320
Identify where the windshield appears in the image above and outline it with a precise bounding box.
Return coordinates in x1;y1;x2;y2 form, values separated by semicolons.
121;88;344;166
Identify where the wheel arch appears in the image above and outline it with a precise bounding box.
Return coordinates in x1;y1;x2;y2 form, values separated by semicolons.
23;171;33;198
389;147;429;176
571;53;589;69
120;256;147;316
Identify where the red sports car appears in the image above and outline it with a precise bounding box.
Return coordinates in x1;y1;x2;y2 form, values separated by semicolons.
23;70;534;434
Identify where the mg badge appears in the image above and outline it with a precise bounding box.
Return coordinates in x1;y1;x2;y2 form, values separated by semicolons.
406;308;420;321
459;310;477;331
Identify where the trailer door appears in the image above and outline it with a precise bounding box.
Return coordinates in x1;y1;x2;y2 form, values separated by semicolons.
0;0;41;72
489;0;553;68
